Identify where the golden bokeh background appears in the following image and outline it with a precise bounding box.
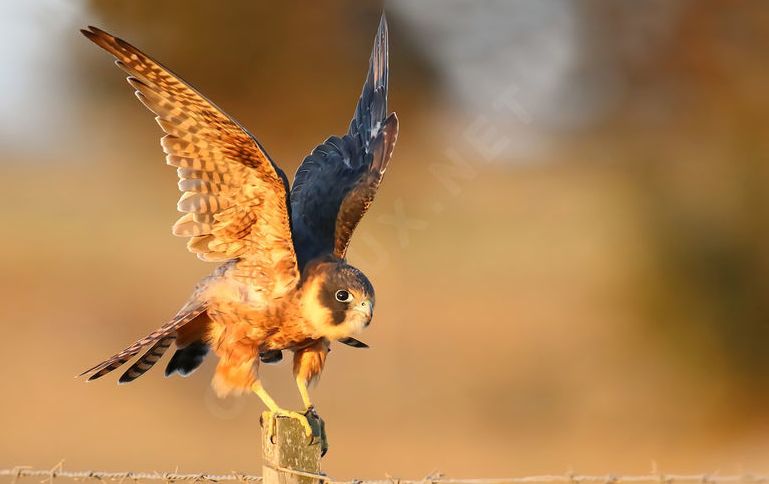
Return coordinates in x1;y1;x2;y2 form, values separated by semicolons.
1;0;768;479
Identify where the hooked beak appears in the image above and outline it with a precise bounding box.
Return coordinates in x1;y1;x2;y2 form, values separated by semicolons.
356;299;373;326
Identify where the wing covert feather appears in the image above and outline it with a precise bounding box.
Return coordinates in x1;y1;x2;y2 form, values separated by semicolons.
82;26;299;293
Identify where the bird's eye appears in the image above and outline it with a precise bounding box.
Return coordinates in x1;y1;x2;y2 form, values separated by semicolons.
335;290;352;302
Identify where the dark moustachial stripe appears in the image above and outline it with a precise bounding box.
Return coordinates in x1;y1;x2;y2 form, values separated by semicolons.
318;285;347;325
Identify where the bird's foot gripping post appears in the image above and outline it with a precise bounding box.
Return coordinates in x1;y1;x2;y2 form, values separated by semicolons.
261;409;327;484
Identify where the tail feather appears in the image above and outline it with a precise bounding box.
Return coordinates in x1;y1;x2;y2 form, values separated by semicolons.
79;302;206;381
119;336;175;383
86;355;134;381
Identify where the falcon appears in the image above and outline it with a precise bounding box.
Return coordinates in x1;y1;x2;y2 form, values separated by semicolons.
78;15;398;440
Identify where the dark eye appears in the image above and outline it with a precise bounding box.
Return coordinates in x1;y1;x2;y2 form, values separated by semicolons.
335;290;352;302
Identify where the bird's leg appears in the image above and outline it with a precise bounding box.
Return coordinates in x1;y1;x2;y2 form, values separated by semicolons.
292;340;329;413
292;340;330;455
253;381;314;440
294;375;328;456
296;375;313;411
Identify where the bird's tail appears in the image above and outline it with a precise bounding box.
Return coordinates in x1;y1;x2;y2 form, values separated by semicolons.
78;300;207;382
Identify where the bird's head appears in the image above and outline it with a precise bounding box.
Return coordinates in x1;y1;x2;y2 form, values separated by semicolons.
300;259;375;341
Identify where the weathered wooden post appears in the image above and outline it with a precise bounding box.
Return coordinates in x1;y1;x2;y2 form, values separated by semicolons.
261;413;326;484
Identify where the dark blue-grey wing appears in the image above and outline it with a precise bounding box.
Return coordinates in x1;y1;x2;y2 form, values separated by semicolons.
290;14;399;268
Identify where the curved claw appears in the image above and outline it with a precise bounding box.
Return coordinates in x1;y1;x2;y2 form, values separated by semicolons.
304;407;328;456
260;407;328;455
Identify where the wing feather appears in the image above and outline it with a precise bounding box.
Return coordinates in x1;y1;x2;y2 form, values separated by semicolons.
290;15;398;266
82;26;299;292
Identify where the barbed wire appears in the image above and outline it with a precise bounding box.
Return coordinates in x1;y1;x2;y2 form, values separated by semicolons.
0;469;262;483
1;468;768;484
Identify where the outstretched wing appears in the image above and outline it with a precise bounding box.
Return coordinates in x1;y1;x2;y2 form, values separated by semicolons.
290;15;399;268
82;27;299;293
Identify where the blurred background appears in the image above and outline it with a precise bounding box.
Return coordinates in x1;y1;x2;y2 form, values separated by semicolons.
1;0;768;479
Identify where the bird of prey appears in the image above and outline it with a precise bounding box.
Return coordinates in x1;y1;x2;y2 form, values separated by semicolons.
78;15;398;439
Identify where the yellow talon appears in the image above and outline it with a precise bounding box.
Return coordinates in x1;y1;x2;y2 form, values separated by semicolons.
253;382;314;440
